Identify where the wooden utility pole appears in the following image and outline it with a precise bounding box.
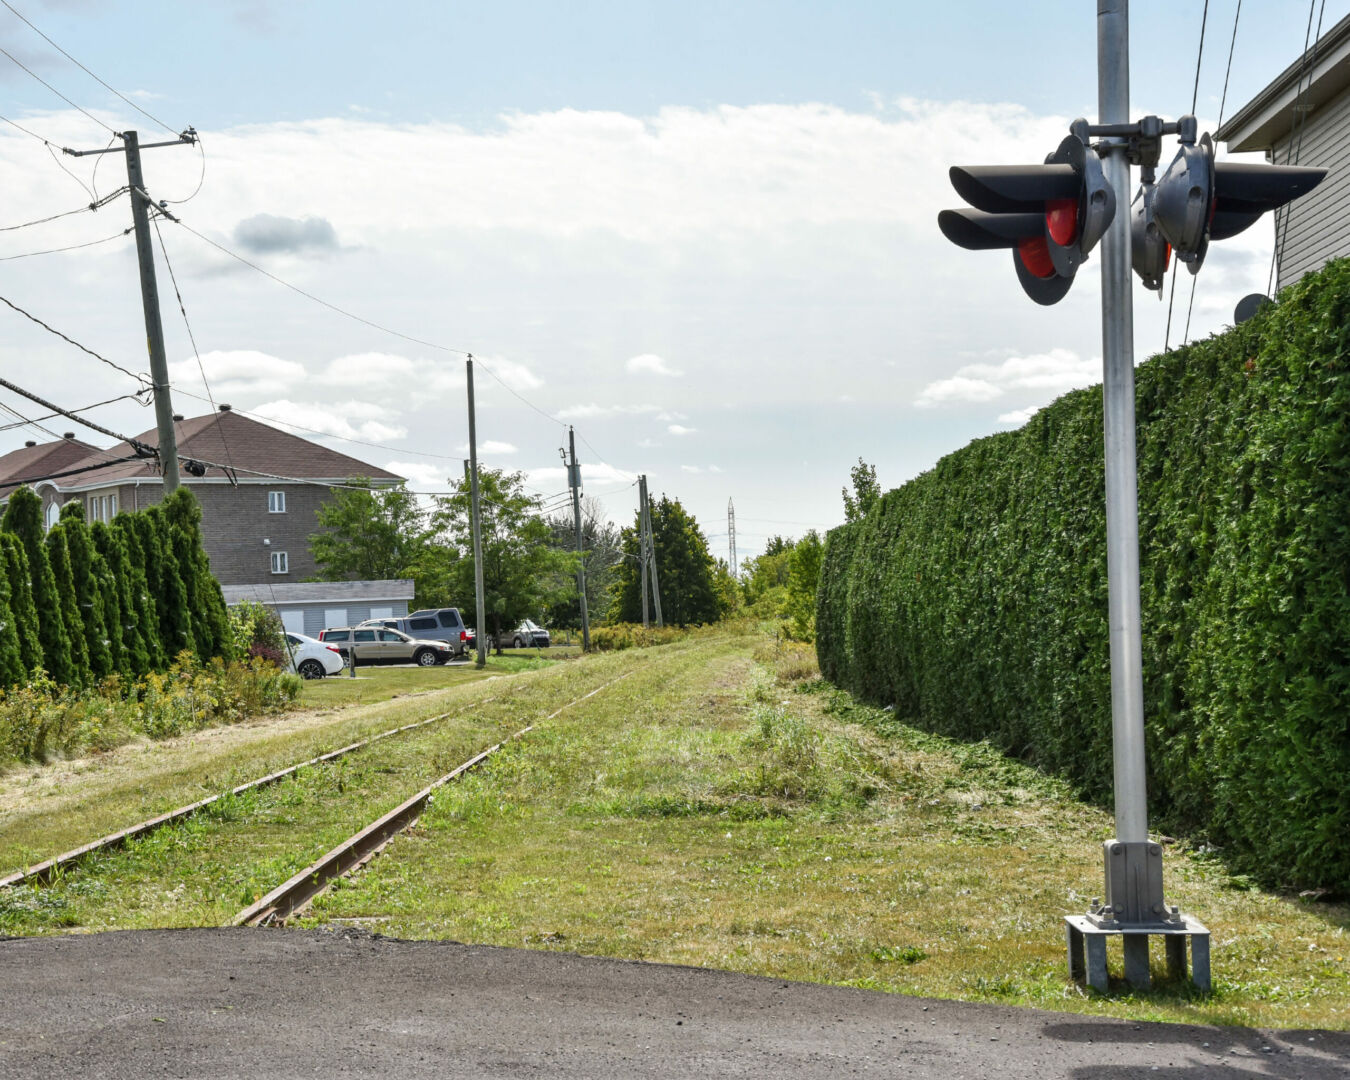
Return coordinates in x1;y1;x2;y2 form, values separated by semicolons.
466;358;487;667
638;478;649;629
567;427;590;651
641;476;663;627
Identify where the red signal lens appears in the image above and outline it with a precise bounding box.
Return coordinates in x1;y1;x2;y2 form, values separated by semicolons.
1163;243;1172;272
1018;236;1056;279
1045;198;1079;246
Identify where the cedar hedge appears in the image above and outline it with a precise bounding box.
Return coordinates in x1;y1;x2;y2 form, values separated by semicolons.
817;257;1350;893
0;486;233;688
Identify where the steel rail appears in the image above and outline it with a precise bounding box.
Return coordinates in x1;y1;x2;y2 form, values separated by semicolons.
0;694;505;890
231;672;632;927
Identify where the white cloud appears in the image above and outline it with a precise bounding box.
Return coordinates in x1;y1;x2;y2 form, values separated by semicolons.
526;462;635;490
914;349;1099;409
386;460;456;491
169;350;305;399
997;406;1040;426
477;355;542;391
681;465;702;473
556;403;660;420
323;352;464;397
250;399;407;443
667;424;697;436
456;440;518;455
626;353;682;377
709;465;724;473
637;438;661;448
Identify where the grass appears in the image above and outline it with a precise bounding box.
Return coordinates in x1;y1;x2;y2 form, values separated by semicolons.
0;655;556;875
1;628;1346;1030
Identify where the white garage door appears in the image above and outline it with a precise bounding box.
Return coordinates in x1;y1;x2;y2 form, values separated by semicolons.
324;608;347;630
280;610;305;635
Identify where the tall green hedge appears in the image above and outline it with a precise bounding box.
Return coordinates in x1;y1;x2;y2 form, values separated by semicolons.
0;487;233;688
817;258;1350;892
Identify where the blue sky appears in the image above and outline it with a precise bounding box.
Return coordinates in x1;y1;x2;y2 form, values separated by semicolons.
1;1;1345;559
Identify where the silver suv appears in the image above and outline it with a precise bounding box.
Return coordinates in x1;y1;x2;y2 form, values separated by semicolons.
317;626;455;666
356;607;471;656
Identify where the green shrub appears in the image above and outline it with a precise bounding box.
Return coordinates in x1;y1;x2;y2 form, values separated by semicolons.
0;652;302;766
817;258;1350;892
589;623;686;651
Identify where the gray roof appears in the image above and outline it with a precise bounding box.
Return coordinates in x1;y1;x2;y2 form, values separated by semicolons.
221;579;415;607
1215;13;1350;151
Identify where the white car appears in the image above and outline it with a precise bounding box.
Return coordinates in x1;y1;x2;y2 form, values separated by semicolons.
284;632;346;679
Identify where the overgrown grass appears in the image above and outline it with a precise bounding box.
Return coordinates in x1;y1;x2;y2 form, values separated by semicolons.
309;629;1350;1029
3;629;1347;1030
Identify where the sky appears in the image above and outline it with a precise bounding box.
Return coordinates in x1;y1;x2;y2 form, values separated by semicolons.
0;0;1345;563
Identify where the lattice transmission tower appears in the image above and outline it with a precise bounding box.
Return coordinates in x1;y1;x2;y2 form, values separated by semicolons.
728;497;737;578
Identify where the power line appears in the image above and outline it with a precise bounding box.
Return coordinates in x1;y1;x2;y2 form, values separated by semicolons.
0;42;115;134
0;375;156;452
0;392;148;431
0;226;131;261
1269;0;1327;297
152;215;237;476
0;291;151;387
0;0;180;136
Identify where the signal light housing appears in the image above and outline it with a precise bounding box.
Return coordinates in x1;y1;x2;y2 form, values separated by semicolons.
938;134;1116;306
1149;133;1326;277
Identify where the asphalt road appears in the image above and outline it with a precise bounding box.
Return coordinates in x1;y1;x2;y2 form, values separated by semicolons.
0;930;1346;1078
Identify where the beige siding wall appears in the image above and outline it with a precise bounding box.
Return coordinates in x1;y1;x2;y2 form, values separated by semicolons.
1272;80;1350;290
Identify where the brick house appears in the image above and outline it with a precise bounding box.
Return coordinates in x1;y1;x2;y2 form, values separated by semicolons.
0;408;404;588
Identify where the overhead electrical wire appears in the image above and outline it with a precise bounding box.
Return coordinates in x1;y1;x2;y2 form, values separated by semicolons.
0;0;180;136
0;42;115;134
0;375;155;452
0;391;148;432
1268;0;1327;297
0;226;131;261
0;292;151;388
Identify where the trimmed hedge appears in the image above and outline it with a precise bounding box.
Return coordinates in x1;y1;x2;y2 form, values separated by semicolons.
818;258;1350;892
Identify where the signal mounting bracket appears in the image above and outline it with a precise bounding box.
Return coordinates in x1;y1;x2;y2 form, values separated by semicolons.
1071;114;1198;178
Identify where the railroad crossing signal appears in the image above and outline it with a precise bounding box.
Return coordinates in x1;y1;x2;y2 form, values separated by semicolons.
942;118;1327;299
938;133;1116;306
1139;132;1326;284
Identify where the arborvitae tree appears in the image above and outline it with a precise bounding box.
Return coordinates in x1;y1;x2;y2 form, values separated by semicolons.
163;489;231;660
45;524;92;685
92;520;150;678
2;487;74;684
611;495;723;626
139;507;191;661
112;515;164;671
0;534;42;676
0;555;25;686
57;504;115;680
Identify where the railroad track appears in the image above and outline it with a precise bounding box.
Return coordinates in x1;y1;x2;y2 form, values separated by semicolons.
0;693;510;890
231;672;631;927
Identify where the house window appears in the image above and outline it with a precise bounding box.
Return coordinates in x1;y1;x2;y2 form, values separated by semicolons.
44;500;59;531
87;496;99;522
268;491;286;513
108;493;117;517
270;551;289;574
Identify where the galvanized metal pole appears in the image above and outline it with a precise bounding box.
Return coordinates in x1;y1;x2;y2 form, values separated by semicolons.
568;427;591;651
123;130;180;492
466;358;488;667
638;476;649;629
1098;0;1149;849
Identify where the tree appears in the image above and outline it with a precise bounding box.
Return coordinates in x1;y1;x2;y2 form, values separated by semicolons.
785;530;824;640
430;468;561;644
55;505;114;680
542;495;623;631
137;507;192;661
45;524;92;685
0;550;25;685
740;534;794;615
91;520;150;678
611;495;722;627
0;534;43;676
2;487;74;684
113;514;165;670
163;488;232;660
842;458;880;522
311;482;430;582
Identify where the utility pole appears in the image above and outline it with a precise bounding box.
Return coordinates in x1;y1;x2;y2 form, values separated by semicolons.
642;477;663;628
727;497;737;578
567;427;590;651
638;479;650;629
466;357;487;667
68;129;197;491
